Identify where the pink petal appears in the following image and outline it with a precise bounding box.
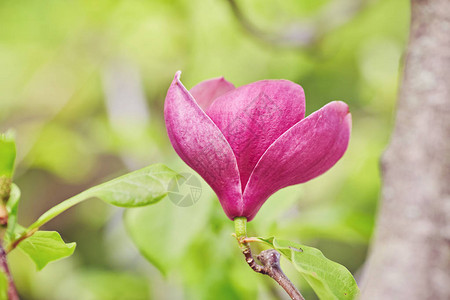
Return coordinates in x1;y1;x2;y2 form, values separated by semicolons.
164;71;243;219
190;77;235;111
207;80;305;192
242;101;352;221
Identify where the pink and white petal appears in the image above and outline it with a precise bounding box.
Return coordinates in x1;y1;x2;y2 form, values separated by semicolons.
242;101;351;221
164;71;243;219
190;77;235;111
207;79;306;191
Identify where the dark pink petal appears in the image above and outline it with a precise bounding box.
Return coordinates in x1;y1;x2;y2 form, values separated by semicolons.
190;77;235;111
207;80;305;192
242;101;351;221
164;71;243;219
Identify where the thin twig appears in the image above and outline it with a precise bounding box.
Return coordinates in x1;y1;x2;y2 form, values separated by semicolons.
240;243;304;300
0;244;19;300
225;0;374;49
226;0;315;47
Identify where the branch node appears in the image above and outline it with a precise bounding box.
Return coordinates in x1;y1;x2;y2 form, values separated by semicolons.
240;246;304;300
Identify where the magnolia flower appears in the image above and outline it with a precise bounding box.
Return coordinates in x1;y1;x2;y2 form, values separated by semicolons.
165;71;351;221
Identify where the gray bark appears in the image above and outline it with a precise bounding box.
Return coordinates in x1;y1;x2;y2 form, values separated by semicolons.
361;0;450;299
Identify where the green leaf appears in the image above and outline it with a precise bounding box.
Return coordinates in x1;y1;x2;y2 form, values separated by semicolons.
5;183;20;240
124;165;214;274
18;231;76;270
0;132;16;178
258;237;360;300
27;164;179;231
0;271;7;300
82;163;178;207
124;189;214;274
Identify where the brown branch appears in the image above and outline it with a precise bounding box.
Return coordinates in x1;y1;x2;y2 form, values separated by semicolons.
225;0;374;49
258;250;305;300
0;244;19;300
240;245;304;300
241;245;266;274
361;0;450;299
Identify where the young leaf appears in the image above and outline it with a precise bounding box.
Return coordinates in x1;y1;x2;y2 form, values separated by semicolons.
81;163;178;207
27;164;179;231
18;231;76;271
258;237;359;300
5;184;20;240
0;133;16;178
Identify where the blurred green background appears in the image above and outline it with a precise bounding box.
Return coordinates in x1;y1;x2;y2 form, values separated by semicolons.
0;0;409;299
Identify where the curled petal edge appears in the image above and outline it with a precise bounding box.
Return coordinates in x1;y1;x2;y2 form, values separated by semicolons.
242;101;352;221
164;71;243;219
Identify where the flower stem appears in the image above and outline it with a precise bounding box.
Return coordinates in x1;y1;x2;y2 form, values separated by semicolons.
234;217;247;240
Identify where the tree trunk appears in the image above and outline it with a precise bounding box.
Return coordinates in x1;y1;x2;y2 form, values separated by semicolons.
361;0;450;299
